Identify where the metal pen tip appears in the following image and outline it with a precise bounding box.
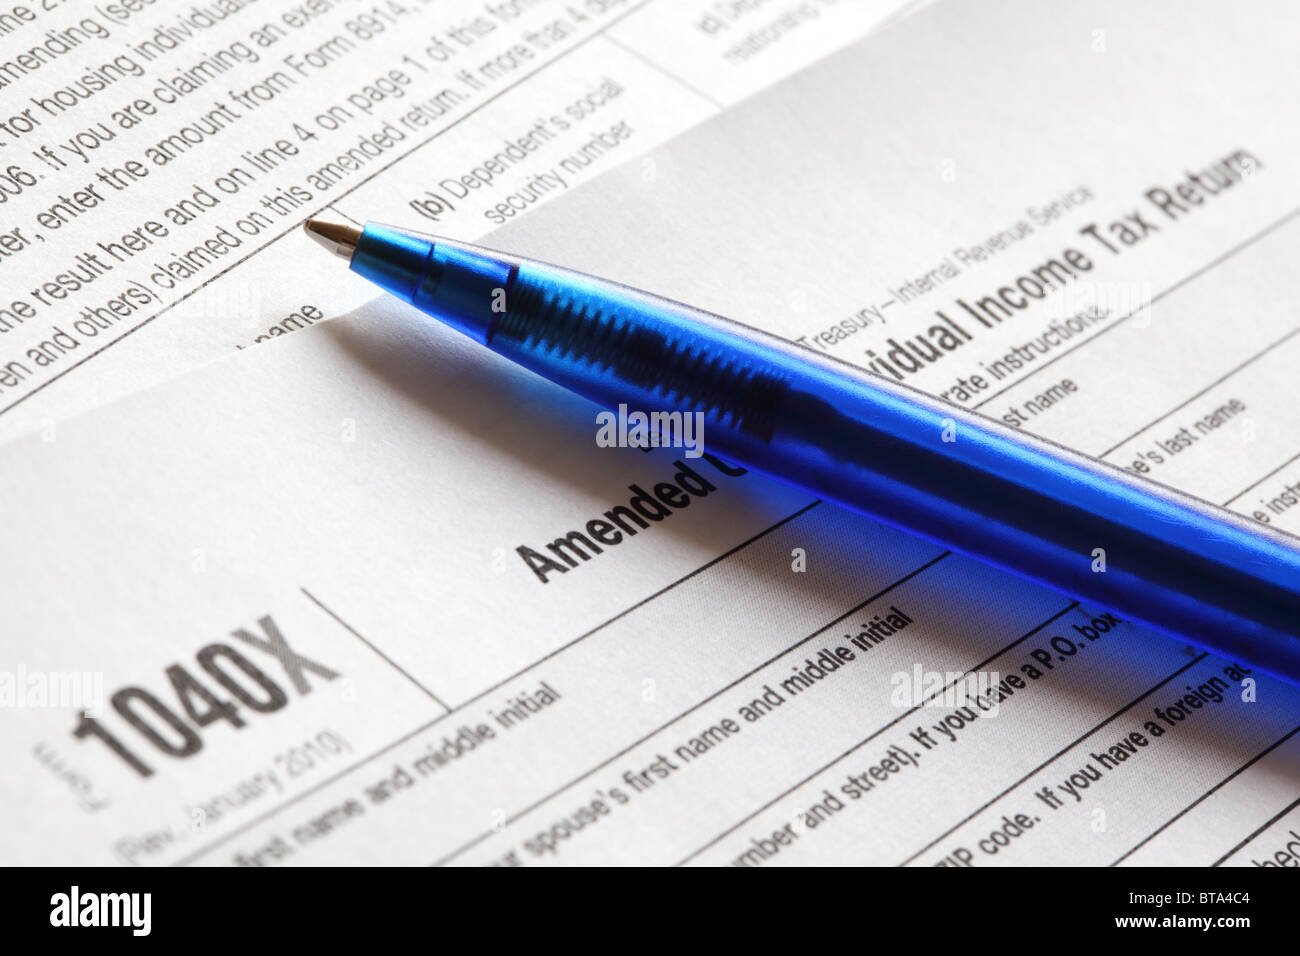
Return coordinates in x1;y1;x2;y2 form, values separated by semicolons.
303;219;361;260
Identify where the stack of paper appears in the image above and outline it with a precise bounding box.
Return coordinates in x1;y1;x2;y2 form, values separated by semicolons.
1;0;1296;866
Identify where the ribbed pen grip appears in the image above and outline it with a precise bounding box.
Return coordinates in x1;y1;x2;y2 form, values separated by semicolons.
492;273;789;442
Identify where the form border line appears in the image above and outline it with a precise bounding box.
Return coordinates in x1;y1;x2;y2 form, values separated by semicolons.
672;600;1081;867
429;549;953;866
171;497;819;864
1110;723;1300;866
972;204;1300;411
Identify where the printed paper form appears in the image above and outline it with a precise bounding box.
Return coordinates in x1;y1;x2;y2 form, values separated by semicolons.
0;0;909;442
2;0;1299;866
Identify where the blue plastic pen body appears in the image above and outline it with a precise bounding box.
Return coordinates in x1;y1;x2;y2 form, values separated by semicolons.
350;223;1300;687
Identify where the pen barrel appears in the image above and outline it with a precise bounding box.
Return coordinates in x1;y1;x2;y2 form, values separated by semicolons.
488;260;1300;684
350;225;1300;685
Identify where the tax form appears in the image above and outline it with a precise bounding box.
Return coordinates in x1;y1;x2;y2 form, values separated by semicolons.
3;0;1300;866
0;0;907;444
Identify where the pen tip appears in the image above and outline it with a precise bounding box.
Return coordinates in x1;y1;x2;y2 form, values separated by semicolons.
303;219;361;260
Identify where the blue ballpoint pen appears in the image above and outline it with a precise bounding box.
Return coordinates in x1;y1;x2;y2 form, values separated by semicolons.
304;220;1300;687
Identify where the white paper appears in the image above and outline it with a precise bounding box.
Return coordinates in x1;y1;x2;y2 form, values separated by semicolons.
2;0;1299;866
0;0;906;444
